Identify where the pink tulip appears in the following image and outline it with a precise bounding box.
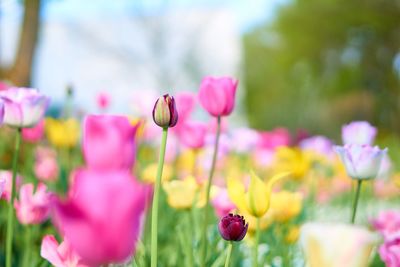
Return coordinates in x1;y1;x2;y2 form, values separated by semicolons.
378;231;400;267
96;92;110;110
258;128;291;150
53;169;148;265
14;183;51;225
212;189;236;217
175;92;196;122
371;210;400;238
0;87;49;128
178;121;208;149
300;135;334;158
22;119;45;142
198;76;237;117
83;115;138;170
41;235;93;267
342;121;377;145
0;177;5;198
0;170;22;201
34;147;59;182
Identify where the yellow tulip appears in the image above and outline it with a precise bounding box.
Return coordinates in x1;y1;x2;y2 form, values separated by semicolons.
227;170;290;218
300;223;379;267
45;118;80;148
163;176;198;210
141;163;172;183
285;226;300;244
274;147;311;180
269;191;303;223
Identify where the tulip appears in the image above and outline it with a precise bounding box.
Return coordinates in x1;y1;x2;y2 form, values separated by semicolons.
230;127;259;153
22;119;44;143
212;188;236;218
274;147;311;180
45;118;80;148
377;232;400;267
83;115;138;170
300;222;379;267
53;169;148;265
299;135;334;159
174;92;196;125
0;87;49;128
218;213;248;242
269;191;303;223
41;235;92;267
142;163;173;183
152;94;178;128
342;121;377;145
34;147;59;182
163;176;198;210
198;76;237;117
258;128;291;150
0;177;5;198
334;144;387;180
0;170;22;202
178;121;208;149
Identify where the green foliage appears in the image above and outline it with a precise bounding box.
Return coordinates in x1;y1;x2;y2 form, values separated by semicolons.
244;0;400;136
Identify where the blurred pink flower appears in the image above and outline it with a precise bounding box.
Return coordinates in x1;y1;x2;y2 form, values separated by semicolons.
258;128;291;150
96;92;110;110
199;76;237;117
300;135;334;158
22;119;45;142
212;189;236;217
0;87;49;128
378;231;400;267
178;121;208;149
53;169;149;265
34;147;59;182
342;121;377;145
371;210;400;238
230;127;259;153
83;115;138;170
175;92;196;123
373;180;399;199
15;183;51;225
0;177;5;198
0;170;22;201
41;235;93;267
0;81;10;91
334;144;387;179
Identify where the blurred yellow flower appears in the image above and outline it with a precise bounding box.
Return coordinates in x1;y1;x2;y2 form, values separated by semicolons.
274;147;311;180
45;118;80;148
141;163;172;183
176;150;197;175
163;176;198;210
129;117;145;140
270;191;303;223
244;210;274;233
285;226;300;244
227;170;290;218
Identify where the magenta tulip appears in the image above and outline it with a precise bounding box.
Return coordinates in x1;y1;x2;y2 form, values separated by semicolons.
0;87;49;128
53;169;148;265
83;115;138;170
22;119;45;143
199;76;237;117
41;235;93;267
178;121;208;149
96;92;111;110
14;183;51;225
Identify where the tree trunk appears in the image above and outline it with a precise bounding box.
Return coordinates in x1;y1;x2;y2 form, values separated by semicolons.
0;0;41;86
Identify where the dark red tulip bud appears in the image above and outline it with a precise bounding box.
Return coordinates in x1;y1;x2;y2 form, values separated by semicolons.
218;213;248;241
152;94;178;128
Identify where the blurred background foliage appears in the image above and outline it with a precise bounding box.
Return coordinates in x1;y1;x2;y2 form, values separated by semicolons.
244;0;400;138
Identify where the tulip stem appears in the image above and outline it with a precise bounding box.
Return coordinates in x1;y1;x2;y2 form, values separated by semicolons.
351;180;363;224
224;242;233;267
200;116;221;267
6;128;22;267
22;226;31;267
151;127;168;267
253;217;260;267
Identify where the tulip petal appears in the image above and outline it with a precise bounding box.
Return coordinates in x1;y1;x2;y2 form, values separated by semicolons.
41;235;64;267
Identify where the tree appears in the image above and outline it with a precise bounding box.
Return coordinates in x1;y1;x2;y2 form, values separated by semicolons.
244;0;400;136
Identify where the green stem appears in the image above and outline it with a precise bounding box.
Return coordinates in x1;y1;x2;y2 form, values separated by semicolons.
200;116;221;267
6;128;22;267
351;180;363;224
22;226;31;267
224;242;233;267
253;217;260;267
186;211;194;267
150;128;168;267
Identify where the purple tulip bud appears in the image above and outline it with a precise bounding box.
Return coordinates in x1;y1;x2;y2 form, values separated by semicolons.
152;94;178;128
218;213;248;242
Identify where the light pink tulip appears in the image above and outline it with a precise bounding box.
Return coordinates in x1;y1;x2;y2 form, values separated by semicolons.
96;92;110;110
83;115;138;170
258;128;291;150
0;170;22;201
198;76;237;117
0;87;49;128
22;119;45;142
178;121;208;149
34;147;59;182
53;169;149;265
212;189;236;217
41;235;93;267
342;121;377;145
378;231;400;267
14;183;51;225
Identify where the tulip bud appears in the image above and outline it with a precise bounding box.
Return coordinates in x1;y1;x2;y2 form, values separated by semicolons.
218;213;248;241
152;94;178;128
